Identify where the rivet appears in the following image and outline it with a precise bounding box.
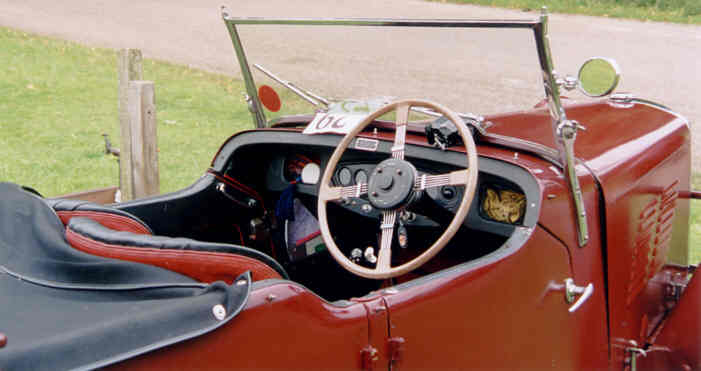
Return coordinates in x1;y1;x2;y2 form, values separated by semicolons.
377;168;383;174
236;279;247;286
397;169;403;175
266;294;277;302
372;192;378;197
0;333;7;348
212;304;226;321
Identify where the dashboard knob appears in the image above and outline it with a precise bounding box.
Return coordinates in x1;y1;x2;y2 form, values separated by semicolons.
441;186;455;199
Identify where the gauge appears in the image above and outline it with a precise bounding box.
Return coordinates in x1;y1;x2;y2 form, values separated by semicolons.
338;167;352;186
301;163;320;184
355;169;368;185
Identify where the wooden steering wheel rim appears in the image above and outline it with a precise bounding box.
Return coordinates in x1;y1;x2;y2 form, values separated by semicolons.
317;99;479;279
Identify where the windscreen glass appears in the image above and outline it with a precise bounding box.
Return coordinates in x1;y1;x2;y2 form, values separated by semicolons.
234;23;545;122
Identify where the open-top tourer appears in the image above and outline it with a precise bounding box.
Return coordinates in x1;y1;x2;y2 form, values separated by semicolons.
1;7;698;370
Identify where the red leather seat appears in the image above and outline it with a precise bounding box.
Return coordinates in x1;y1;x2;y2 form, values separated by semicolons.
46;198;152;235
47;199;287;283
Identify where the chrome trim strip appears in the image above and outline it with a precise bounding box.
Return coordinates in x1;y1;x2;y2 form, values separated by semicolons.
631;98;689;124
482;132;561;166
222;16;540;28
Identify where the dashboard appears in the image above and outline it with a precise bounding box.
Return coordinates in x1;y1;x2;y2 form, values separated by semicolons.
212;130;541;240
262;146;539;238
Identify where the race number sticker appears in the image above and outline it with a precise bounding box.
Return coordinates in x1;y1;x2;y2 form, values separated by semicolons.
302;99;387;135
302;112;367;135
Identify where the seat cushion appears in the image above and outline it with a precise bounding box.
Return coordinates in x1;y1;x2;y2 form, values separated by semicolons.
46;198;152;235
65;217;288;283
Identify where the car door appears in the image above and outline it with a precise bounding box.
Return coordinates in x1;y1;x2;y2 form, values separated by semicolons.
381;226;603;369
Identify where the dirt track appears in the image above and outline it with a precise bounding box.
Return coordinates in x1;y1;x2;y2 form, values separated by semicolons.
1;0;699;172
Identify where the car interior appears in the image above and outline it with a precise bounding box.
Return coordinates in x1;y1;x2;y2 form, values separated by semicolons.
51;122;536;303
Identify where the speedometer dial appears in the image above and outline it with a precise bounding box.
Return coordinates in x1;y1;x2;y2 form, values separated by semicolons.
354;170;368;185
338;167;352;185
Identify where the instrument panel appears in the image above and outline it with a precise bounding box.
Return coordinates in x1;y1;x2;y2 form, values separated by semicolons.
333;163;464;214
263;142;536;238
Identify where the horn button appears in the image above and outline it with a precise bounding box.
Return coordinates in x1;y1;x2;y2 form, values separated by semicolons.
368;159;417;210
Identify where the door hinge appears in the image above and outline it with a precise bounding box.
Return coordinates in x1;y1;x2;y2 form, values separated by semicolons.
360;345;379;371
388;337;406;369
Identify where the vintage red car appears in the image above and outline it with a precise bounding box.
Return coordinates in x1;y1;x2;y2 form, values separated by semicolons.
1;8;698;371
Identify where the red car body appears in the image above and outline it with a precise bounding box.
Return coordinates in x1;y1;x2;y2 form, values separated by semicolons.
114;98;697;370
1;10;698;371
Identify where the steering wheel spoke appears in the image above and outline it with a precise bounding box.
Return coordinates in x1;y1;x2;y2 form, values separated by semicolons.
376;210;397;272
391;103;410;160
415;169;469;190
320;183;368;201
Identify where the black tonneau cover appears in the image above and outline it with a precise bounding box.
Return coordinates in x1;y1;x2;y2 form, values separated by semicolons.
0;183;249;370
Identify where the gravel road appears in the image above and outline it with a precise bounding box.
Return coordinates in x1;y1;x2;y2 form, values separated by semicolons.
1;0;699;172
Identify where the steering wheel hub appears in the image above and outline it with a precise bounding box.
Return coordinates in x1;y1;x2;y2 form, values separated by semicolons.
368;158;417;210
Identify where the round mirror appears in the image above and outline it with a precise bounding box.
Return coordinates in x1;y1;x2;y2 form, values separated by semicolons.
577;57;621;97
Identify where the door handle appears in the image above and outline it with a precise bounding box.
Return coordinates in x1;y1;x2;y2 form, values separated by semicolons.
564;278;594;313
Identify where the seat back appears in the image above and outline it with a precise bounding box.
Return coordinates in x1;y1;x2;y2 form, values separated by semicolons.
65;217;287;283
46;198;152;235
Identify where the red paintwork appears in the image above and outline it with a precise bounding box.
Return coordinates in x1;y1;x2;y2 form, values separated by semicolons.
120;99;695;370
434;99;692;365
382;226;601;369
639;269;701;370
114;283;371;370
486;101;685;163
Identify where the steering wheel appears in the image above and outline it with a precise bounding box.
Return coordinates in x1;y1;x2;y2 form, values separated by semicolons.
317;99;479;279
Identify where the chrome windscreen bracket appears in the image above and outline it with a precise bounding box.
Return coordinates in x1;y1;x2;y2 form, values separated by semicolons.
535;7;589;247
222;6;267;129
557;120;589;246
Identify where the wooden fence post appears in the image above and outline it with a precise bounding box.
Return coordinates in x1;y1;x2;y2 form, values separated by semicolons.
118;49;143;201
125;81;160;199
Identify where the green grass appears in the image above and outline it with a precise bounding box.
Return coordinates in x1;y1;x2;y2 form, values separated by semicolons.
0;27;307;197
691;174;701;264
437;0;701;24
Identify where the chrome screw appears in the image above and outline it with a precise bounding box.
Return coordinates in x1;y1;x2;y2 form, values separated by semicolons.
212;304;226;321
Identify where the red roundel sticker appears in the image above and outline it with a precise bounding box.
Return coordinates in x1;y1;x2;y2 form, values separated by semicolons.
258;85;281;112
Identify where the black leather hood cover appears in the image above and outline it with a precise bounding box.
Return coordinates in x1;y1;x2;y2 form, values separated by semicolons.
0;183;250;370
